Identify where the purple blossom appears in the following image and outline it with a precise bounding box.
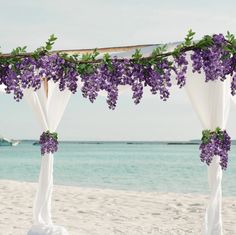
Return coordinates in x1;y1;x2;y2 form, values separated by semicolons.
39;131;58;155
144;59;172;101
173;53;188;88
231;74;236;95
190;34;232;82
200;129;231;170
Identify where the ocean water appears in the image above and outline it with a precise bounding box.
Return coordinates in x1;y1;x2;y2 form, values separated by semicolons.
0;141;236;196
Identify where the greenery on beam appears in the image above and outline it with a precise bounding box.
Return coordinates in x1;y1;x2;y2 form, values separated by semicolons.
0;29;236;77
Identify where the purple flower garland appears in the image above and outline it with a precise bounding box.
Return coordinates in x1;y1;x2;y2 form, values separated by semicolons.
1;31;235;168
39;131;58;155
200;127;231;170
1;33;236;107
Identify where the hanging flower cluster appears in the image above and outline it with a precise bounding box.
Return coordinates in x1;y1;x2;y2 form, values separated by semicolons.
1;30;236;108
0;54;78;101
199;127;231;170
39;131;58;155
191;34;233;81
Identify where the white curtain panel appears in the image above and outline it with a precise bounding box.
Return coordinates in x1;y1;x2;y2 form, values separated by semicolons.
231;92;236;104
24;81;71;235
185;65;231;235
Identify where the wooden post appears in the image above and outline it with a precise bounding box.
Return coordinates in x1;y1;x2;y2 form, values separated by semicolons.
43;78;48;98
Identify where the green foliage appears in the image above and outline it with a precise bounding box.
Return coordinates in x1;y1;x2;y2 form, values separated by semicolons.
59;52;72;60
32;34;57;59
45;130;58;141
11;46;27;56
196;35;213;49
172;45;182;57
60;53;81;64
201;129;211;144
201;127;225;144
103;53;111;63
132;49;143;61
148;45;167;67
215;127;224;141
76;49;100;75
184;29;195;46
1;30;236;76
77;63;95;75
224;31;236;54
226;31;236;45
173;29;195;57
151;45;167;58
45;34;57;51
82;49;99;62
102;53;113;71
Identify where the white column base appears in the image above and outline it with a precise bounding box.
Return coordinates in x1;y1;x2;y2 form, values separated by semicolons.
27;224;69;235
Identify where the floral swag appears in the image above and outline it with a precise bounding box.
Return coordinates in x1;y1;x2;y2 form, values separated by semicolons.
0;30;235;169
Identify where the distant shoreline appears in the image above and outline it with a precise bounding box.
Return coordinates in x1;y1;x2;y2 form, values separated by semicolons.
22;139;201;145
20;140;236;145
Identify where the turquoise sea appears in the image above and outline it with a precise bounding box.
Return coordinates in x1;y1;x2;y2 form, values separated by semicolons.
0;141;236;196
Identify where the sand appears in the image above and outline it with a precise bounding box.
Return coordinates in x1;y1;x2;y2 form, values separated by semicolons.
0;180;235;235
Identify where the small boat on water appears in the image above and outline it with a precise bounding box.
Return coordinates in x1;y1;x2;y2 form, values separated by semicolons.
33;141;39;145
0;137;20;146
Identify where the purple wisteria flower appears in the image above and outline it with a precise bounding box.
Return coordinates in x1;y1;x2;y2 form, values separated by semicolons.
39;131;58;155
0;54;78;101
190;34;232;81
199;127;231;170
173;52;188;88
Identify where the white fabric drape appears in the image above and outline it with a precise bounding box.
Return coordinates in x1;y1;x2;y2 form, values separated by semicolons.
0;85;6;93
24;81;71;235
185;70;231;235
231;92;236;105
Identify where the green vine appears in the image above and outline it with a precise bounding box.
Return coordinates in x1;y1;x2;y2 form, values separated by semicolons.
1;29;236;77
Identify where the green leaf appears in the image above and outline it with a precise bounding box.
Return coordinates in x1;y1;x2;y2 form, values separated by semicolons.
132;49;143;61
152;45;167;58
91;49;99;59
173;45;182;57
184;29;196;46
201;129;211;144
226;31;234;43
45;44;52;51
103;53;111;64
11;46;27;55
35;34;58;54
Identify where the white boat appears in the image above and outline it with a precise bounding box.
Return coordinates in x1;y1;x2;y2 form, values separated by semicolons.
11;140;20;146
0;137;20;146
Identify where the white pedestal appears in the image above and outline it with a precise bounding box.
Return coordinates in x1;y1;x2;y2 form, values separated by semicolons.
27;225;69;235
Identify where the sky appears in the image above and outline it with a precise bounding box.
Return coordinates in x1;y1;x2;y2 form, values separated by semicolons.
1;0;236;141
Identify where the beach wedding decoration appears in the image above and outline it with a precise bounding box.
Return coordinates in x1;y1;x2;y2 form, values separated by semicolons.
200;127;231;170
0;30;235;234
39;131;59;155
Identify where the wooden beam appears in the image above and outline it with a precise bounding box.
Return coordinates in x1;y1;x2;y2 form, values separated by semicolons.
43;78;48;98
0;44;158;58
54;44;158;55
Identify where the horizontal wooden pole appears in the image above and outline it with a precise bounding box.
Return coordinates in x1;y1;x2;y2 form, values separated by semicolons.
0;44;159;58
56;44;158;54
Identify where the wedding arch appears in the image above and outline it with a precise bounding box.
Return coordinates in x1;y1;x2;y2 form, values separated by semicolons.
1;30;236;235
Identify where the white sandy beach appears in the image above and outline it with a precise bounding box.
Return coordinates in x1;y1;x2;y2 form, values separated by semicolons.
0;180;235;235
